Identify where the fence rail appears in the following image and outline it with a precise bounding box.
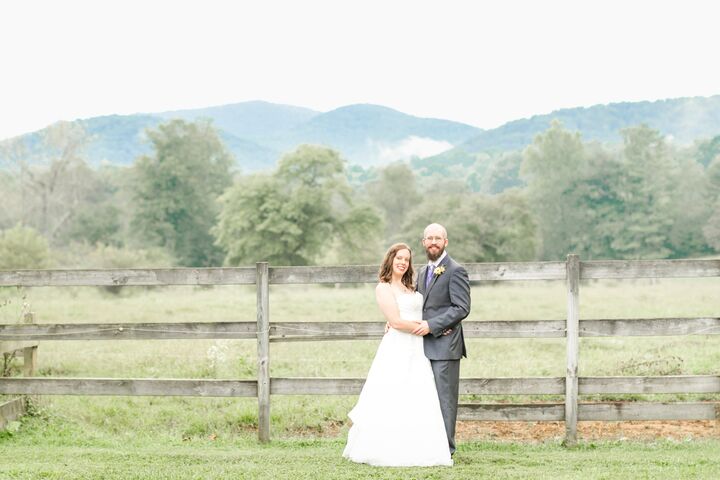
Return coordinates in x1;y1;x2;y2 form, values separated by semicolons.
0;257;719;445
1;341;38;428
2;259;717;286
2;318;718;341
3;375;719;397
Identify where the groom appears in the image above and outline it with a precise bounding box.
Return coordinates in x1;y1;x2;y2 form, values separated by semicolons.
413;223;471;455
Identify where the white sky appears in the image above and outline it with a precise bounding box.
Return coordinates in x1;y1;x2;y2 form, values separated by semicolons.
1;0;719;141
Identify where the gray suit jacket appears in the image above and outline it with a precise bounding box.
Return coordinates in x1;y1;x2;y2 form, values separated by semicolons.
417;254;471;360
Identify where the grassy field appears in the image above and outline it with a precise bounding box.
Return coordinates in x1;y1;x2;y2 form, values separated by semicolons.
2;426;720;479
1;278;719;478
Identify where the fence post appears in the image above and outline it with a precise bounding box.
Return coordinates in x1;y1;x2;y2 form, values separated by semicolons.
564;254;580;446
23;346;37;377
256;262;271;443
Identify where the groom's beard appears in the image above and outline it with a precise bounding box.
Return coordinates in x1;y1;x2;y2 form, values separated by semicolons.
425;245;445;262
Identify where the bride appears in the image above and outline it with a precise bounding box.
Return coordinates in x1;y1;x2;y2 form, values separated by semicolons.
343;243;452;467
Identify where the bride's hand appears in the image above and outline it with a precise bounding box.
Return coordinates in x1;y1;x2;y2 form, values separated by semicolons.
411;321;430;336
442;328;452;336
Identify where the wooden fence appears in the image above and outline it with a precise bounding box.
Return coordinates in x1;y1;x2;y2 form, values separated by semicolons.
0;341;37;429
0;256;719;445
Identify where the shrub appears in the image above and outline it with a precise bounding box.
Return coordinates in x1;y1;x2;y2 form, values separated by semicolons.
85;244;175;269
0;224;50;269
53;243;175;295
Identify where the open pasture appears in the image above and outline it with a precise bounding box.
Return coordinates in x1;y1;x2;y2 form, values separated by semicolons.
1;277;719;478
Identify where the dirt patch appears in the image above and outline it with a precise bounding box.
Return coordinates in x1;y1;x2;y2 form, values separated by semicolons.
456;420;720;442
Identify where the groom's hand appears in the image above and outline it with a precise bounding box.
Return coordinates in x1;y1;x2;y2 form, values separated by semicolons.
411;320;430;336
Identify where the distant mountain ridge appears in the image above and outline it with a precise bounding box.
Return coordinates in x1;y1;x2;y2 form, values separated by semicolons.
270;104;480;165
19;101;480;171
156;101;320;143
4;95;720;172
422;95;720;167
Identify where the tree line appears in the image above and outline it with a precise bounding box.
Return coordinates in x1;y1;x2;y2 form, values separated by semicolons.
1;118;719;270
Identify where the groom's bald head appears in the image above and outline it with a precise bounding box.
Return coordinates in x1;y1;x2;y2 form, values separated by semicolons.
422;223;448;261
423;223;447;239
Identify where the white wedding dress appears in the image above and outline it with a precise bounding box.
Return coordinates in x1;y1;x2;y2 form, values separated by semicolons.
343;291;452;467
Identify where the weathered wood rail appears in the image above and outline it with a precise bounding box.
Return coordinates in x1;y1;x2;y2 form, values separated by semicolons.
0;257;719;445
1;341;37;429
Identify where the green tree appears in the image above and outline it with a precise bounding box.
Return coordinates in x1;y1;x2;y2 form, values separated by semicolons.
703;156;720;251
0;171;20;230
706;155;720;200
399;190;538;262
365;162;421;242
0;224;50;269
665;155;714;257
52;164;130;247
214;145;382;266
609;125;676;259
565;144;626;259
702;201;720;252
63;204;123;246
521;122;689;260
695;134;720;167
132;119;233;266
474;151;524;194
0;121;92;240
520;120;586;259
703;202;720;252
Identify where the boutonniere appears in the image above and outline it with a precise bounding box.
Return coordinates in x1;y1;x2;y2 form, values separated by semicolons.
433;265;446;276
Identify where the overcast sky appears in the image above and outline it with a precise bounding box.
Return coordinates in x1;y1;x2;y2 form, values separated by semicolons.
1;0;718;141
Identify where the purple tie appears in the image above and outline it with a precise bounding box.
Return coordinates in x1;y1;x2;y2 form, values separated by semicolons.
425;265;434;290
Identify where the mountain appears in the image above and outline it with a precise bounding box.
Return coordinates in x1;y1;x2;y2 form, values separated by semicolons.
422;95;720;167
155;101;320;143
5;95;720;172
267;104;481;166
76;111;283;171
153;101;322;169
79;114;163;165
2;101;480;171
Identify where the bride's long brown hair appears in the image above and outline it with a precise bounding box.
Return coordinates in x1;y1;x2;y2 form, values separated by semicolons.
378;243;415;291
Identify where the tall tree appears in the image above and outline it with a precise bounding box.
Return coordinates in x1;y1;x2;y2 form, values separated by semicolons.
609;125;675;259
0;171;20;230
214;145;382;266
695;135;720;167
706;155;720;200
0;121;91;240
703;202;720;252
702;156;720;251
665;154;714;257
473;151;524;194
365;162;421;242
399;189;538;262
520;120;586;259
132;119;234;266
565;143;626;259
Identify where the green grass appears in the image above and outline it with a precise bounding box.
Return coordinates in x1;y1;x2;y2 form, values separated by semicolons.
2;413;720;479
1;278;719;477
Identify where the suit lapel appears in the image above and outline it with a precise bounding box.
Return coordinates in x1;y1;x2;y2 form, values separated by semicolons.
423;255;450;306
420;265;429;306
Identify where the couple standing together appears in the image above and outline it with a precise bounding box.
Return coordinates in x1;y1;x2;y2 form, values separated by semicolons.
343;223;471;467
